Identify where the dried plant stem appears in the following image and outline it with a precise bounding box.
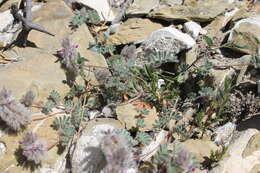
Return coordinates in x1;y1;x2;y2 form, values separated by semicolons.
5;0;54;50
32;111;65;121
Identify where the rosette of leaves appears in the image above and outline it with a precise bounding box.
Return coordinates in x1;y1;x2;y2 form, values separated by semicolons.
19;132;47;164
0;88;31;131
52;116;76;147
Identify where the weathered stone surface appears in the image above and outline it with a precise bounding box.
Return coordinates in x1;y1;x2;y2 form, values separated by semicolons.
127;0;159;16
210;129;260;173
0;0;107;103
183;139;220;163
205;8;240;38
116;103;158;131
137;26;195;63
242;132;260;158
212;122;236;146
106;18;163;45
209;68;236;89
159;0;183;6
148;0;235;22
75;0;116;21
70;118;124;173
228;16;260;55
183;21;205;39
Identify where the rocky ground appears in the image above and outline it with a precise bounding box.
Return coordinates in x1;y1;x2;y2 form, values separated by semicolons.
0;0;259;173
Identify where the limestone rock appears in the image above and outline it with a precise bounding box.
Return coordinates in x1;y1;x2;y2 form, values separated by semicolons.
137;26;195;64
0;0;107;103
127;0;159;16
106;18;163;45
210;129;260;173
182;139;220;163
70;118;124;173
116;103;158;131
183;21;205;39
148;0;235;22
228;16;260;55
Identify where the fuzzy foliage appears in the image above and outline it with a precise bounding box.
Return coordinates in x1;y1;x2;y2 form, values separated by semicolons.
101;131;137;173
57;38;80;79
0;88;31;131
19;132;47;164
153;142;197;173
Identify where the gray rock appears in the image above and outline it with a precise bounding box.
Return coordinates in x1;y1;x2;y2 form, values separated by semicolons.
70;119;125;173
212;122;236;146
137;26;195;65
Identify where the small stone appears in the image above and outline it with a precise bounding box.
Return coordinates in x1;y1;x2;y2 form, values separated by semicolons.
184;21;202;39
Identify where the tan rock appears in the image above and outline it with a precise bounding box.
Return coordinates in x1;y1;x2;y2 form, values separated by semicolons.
106;18;162;45
148;0;235;22
210;129;260;173
228;16;260;55
250;164;260;173
0;0;107;103
242;132;260;158
116;103;158;131
209;68;235;89
182;139;220;163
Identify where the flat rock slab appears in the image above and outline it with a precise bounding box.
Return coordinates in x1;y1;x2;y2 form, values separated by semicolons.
228;16;260;55
148;0;235;22
106;18;163;45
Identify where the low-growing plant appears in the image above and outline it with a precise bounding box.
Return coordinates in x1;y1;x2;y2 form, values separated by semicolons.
152;142;197;173
70;8;100;29
0;88;31;131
